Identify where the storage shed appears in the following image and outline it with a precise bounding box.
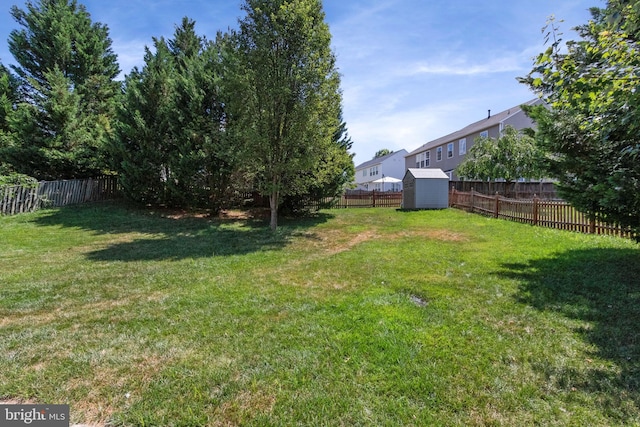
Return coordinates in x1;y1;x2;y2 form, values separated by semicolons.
402;168;449;209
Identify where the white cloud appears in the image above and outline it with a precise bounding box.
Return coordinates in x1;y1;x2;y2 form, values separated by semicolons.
112;38;148;79
405;56;524;77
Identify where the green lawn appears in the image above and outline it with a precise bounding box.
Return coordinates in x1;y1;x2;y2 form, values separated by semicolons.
1;203;639;426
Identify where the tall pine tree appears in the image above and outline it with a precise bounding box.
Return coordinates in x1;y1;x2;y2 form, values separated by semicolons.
114;18;235;209
0;63;19;174
5;0;120;179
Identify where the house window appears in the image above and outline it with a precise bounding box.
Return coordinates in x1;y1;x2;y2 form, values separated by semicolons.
447;143;454;158
459;138;466;155
416;152;430;168
436;147;442;161
362;169;367;177
479;130;489;138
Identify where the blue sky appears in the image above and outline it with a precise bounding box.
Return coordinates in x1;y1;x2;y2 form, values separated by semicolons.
0;0;600;166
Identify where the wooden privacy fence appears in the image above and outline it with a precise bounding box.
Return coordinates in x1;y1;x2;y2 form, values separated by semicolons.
449;180;558;199
450;189;634;239
315;190;403;209
1;176;119;215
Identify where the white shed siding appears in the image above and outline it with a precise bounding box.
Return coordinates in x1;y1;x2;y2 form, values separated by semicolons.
403;168;449;209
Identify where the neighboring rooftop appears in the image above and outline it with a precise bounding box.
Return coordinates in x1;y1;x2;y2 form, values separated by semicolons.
406;99;540;157
355;149;408;170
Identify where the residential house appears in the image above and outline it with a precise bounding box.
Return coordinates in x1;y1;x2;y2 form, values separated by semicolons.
405;99;543;180
354;149;408;191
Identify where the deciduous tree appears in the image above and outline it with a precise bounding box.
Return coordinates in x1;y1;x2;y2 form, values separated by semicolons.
374;149;393;159
455;125;544;188
520;2;640;240
280;111;355;214
233;0;344;230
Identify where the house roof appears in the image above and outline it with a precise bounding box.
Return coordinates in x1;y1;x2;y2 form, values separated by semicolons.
355;149;408;170
406;99;540;157
405;168;449;180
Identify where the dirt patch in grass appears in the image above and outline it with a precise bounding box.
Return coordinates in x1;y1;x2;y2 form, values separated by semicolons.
215;389;276;425
156;208;270;221
218;209;270;220
425;229;469;242
66;353;170;427
286;228;380;256
291;227;467;258
326;230;379;255
396;229;470;242
0;353;174;427
0;398;36;404
0;292;166;329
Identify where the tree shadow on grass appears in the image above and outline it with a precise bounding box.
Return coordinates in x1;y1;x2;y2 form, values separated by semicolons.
500;248;640;416
34;201;332;261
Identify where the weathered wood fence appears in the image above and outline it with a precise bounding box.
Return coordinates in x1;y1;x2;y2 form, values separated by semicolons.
315;190;403;209
450;189;634;239
1;176;119;215
449;180;558;199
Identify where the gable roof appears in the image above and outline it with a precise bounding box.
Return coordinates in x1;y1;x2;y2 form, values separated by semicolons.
404;168;449;180
355;149;408;170
406;99;540;157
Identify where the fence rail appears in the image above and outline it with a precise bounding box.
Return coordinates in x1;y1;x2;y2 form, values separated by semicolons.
1;176;119;215
450;189;634;239
315;190;403;209
449;180;558;199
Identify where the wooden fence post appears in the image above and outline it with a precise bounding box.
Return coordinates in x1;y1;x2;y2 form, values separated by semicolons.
494;193;500;218
372;190;376;208
533;196;539;226
470;188;475;213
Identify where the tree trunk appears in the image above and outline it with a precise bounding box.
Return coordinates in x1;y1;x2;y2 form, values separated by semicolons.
269;190;279;231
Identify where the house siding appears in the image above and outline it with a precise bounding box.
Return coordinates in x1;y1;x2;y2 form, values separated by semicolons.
405;99;542;180
354;149;408;191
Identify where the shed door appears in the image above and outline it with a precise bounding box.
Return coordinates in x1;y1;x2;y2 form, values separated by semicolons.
403;178;415;209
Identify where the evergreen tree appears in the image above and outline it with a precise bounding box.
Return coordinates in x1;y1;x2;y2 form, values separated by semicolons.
111;39;172;204
5;0;120;179
0;63;19;174
114;18;235;209
0;63;18;134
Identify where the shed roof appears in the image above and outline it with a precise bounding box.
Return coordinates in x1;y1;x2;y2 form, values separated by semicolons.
405;168;449;180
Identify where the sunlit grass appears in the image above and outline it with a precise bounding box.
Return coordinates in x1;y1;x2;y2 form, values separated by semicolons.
1;202;638;426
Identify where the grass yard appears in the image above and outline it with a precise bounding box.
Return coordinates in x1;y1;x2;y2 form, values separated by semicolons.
1;203;639;426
